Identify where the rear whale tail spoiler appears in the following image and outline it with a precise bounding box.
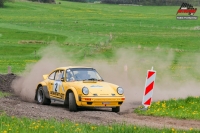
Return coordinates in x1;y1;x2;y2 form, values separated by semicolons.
43;74;48;80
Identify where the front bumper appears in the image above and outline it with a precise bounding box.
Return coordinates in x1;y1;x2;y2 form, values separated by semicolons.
79;96;125;107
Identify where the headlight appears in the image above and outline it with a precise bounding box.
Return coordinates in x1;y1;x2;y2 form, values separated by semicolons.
82;87;89;95
117;87;124;95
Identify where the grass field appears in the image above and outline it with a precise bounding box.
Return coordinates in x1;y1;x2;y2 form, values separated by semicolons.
0;91;9;97
0;114;198;133
0;1;200;74
135;96;200;120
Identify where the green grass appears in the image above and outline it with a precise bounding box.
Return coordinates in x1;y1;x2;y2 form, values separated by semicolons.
0;113;198;133
0;92;9;98
135;96;200;120
0;1;200;74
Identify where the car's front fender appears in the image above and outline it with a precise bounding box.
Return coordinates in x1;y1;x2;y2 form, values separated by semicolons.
66;87;81;106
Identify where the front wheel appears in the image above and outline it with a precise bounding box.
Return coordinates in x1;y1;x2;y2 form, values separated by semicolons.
112;107;120;113
69;92;78;112
37;87;51;105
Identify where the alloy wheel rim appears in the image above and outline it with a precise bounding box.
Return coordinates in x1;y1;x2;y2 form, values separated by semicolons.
37;90;43;103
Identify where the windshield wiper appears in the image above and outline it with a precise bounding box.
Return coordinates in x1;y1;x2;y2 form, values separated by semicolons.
88;78;98;81
83;78;98;81
83;78;104;81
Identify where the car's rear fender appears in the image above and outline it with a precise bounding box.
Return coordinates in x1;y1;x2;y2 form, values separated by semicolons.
35;82;50;101
43;74;48;80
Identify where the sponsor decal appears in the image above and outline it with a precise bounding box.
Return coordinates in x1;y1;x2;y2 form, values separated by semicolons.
176;3;198;20
90;85;103;88
50;91;64;99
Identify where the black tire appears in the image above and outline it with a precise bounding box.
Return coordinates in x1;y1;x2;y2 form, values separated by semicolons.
64;97;69;107
112;107;120;113
37;87;51;105
69;92;77;112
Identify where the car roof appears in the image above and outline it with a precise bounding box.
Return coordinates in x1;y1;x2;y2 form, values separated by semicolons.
55;66;93;70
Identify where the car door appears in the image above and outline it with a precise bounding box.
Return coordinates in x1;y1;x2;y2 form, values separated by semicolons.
51;70;65;100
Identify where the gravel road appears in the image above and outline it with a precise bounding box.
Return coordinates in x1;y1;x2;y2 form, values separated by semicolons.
1;73;200;130
0;95;200;130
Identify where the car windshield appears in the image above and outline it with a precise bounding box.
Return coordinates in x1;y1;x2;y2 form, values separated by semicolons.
66;68;103;81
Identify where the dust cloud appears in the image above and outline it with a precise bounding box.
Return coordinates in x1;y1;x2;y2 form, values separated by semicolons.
12;45;200;111
12;45;74;102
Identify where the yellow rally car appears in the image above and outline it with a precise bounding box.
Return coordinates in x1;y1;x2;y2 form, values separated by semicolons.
35;66;125;112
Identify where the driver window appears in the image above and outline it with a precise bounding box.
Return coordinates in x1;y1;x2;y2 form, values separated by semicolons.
48;72;55;80
60;70;64;80
55;70;64;81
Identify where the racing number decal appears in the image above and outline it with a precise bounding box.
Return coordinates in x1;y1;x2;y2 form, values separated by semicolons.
51;81;64;99
55;83;58;92
53;81;60;92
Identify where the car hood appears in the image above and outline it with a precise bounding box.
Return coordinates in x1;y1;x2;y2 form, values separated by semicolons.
72;81;119;96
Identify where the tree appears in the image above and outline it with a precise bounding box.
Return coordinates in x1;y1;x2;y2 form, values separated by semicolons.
0;0;4;8
101;0;200;6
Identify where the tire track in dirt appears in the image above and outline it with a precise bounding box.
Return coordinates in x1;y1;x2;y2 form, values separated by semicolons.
0;96;200;130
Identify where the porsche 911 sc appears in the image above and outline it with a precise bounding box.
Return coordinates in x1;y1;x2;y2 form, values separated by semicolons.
35;66;125;112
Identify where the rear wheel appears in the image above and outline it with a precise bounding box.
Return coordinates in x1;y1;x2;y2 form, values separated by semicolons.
37;87;51;105
69;92;77;112
112;107;120;113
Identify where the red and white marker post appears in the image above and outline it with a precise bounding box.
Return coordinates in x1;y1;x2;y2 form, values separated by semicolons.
142;67;156;109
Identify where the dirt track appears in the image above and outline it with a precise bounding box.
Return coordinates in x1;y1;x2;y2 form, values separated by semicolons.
0;73;16;93
1;74;200;130
1;95;200;130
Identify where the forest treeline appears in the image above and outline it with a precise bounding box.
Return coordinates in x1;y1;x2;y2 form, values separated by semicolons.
67;0;200;6
101;0;200;5
1;0;199;8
